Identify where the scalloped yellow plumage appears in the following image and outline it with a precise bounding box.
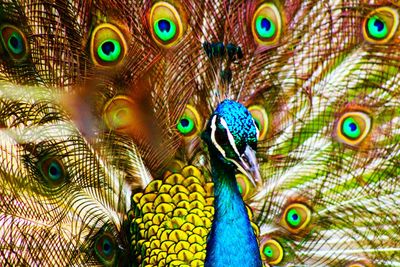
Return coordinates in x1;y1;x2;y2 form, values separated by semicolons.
129;165;260;266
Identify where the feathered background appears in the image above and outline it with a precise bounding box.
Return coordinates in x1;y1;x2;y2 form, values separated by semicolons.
0;0;399;266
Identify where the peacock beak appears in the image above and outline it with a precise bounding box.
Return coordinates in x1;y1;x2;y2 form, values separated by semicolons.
235;145;261;187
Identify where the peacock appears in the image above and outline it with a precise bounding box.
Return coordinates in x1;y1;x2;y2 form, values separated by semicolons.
0;0;399;266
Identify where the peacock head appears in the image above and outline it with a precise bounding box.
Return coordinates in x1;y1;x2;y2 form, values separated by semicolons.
202;99;261;185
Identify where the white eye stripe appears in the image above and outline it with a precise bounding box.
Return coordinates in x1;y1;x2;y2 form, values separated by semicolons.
210;115;226;157
253;118;260;140
220;117;241;158
211;115;242;161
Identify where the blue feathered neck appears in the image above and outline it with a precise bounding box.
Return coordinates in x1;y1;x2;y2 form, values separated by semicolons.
205;148;262;267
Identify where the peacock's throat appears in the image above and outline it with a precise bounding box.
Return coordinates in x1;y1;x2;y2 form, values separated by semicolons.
205;149;262;267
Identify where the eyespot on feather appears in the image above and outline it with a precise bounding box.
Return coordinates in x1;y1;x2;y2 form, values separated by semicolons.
38;157;66;187
362;7;399;44
103;96;136;131
259;237;284;265
149;2;184;48
248;105;269;141
94;232;117;266
251;3;282;46
335;111;372;147
236;173;255;200
90;23;127;67
280;203;311;234
177;104;202;138
0;24;29;60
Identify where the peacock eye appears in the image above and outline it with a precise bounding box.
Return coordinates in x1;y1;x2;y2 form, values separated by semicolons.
94;233;117;265
214;126;230;147
260;238;283;265
177;116;194;135
150;2;183;47
282;203;311;233
236;173;254;200
98;39;121;62
336;111;371;146
367;15;388;39
0;25;28;60
251;3;282;46
90;23;127;67
154;18;176;42
177;104;201;137
248;105;268;140
363;7;399;43
342;117;361;139
103;96;135;131
38;157;66;186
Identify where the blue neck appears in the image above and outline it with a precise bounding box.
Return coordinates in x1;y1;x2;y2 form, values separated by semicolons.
205;152;262;267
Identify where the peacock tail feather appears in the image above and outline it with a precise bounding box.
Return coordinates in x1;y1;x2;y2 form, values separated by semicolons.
0;82;133;266
0;0;399;266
